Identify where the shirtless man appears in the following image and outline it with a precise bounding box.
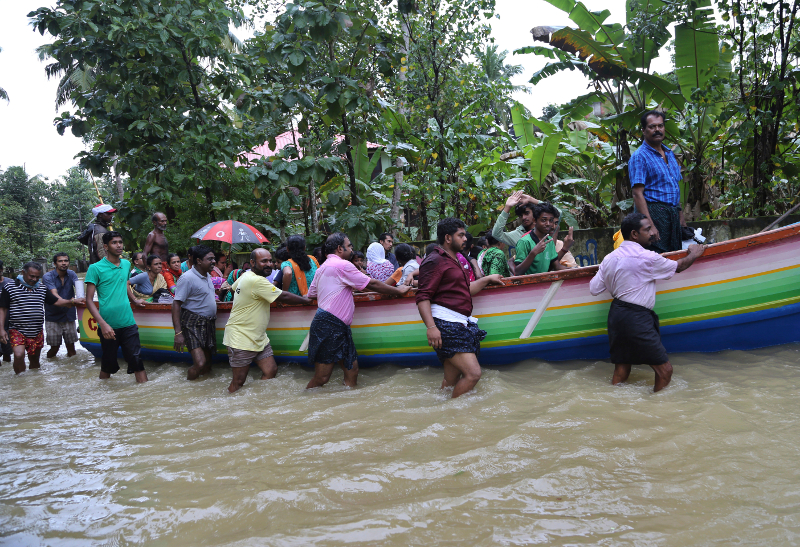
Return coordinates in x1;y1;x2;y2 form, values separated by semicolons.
143;212;169;264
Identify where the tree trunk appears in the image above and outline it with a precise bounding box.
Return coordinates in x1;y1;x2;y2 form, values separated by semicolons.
390;158;403;237
615;129;633;205
308;176;319;233
340;114;360;206
112;157;124;201
419;193;430;240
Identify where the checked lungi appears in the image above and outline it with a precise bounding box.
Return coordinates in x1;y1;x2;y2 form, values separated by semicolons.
180;308;217;353
307;309;358;369
432;317;487;364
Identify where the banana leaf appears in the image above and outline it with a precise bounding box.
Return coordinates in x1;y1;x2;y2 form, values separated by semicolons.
527;135;561;187
511;104;538;148
674;19;719;100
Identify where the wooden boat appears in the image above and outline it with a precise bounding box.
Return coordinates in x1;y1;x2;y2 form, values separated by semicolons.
77;223;800;366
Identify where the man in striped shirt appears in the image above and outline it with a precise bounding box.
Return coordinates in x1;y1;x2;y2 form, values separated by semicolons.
0;262;81;374
629;110;686;253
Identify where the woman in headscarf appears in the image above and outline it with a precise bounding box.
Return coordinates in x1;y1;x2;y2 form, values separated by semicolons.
162;253;183;294
280;235;318;296
366;241;395;282
128;255;168;301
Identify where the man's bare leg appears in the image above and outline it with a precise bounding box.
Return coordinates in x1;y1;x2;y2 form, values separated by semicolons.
46;345;60;358
306;362;335;389
440;359;461;390
255;356;278;380
28;350;41;369
12;346;26;375
228;366;250;392
650;361;673;392
612;363;631;385
134;370;148;383
187;348;212;380
341;360;358;387
445;352;482;398
65;343;76;357
99;371;111;379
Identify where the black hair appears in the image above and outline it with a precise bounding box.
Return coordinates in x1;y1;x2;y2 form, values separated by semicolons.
475;237;487;248
324;232;348;256
230;260;238;269
167;253;180;265
312;246;324;265
146;254;161;267
102;231;122;245
352;251;365;260
436;217;467;244
215;252;226;262
274;243;289;263
621;212;648;240
533;202;560;221
394;243;416;265
379;232;393;242
190;244;214;265
515;201;537;218
132;252;144;263
52;252;70;264
486;235;500;246
640;110;666;129
23;261;43;272
425;242;438;256
0;260;4;270
464;231;474;249
152;212;165;223
286;235;311;271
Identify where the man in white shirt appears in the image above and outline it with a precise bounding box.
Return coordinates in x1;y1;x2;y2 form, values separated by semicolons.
589;213;705;391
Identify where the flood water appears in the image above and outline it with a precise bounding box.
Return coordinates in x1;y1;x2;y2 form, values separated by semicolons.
1;344;800;546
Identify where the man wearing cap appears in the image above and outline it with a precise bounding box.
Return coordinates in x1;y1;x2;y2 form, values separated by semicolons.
89;204;117;264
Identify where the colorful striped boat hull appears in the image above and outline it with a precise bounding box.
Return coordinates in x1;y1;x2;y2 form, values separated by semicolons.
78;224;800;366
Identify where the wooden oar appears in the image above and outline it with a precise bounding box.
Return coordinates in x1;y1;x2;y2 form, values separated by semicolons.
519;280;563;339
759;202;800;233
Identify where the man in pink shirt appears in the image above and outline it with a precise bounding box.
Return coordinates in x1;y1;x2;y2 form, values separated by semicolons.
306;232;411;389
590;213;705;391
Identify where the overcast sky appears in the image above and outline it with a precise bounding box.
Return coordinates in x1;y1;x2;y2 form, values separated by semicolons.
0;0;671;181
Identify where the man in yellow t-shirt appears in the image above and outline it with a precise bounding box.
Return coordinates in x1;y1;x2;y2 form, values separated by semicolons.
223;248;312;393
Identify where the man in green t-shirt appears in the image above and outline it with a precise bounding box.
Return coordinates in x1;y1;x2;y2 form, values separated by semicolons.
514;203;575;276
85;231;149;383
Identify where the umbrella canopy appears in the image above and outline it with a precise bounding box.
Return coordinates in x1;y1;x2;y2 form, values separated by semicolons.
191;220;269;245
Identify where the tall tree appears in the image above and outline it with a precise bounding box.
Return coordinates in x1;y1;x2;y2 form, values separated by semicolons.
29;0;266;232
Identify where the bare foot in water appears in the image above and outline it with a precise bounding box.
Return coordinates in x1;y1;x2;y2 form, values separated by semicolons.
187;363;212;380
46;347;59;358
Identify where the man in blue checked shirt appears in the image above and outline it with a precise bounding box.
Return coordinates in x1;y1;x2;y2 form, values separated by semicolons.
629;110;686;253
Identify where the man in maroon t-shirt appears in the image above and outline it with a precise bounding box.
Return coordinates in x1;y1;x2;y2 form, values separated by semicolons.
416;218;504;398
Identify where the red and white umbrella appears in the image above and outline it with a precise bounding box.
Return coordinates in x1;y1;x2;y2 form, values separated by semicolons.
191;220;269;244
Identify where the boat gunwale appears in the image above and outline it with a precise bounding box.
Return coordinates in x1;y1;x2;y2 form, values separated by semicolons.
90;222;800;312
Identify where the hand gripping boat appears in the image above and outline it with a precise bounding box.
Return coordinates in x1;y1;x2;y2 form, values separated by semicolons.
78;223;800;366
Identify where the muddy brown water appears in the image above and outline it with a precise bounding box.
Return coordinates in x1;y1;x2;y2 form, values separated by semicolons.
1;343;799;546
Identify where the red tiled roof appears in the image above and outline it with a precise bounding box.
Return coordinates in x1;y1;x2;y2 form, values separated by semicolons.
236;130;381;167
